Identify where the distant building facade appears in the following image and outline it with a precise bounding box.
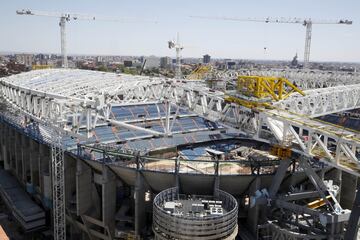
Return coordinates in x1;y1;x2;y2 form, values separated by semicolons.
160;57;171;68
203;54;211;64
15;54;33;67
124;60;133;67
227;61;236;69
145;56;160;69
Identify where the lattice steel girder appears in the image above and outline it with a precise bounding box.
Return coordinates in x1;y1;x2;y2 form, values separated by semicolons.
51;141;66;240
236;76;305;101
203;69;360;93
228;69;360;90
168;87;360;175
260;110;360;175
275;83;360;117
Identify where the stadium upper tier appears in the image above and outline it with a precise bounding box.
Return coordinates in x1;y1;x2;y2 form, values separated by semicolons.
0;69;166;100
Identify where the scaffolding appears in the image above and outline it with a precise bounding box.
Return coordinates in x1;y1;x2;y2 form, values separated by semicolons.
51;137;66;240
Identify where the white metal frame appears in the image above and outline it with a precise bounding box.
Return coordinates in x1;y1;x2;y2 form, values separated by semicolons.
275;83;360;117
1;69;360;176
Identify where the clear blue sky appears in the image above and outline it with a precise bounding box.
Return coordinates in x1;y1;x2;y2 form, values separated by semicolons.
0;0;359;62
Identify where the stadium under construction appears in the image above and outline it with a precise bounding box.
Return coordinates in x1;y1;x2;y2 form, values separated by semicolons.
1;68;360;240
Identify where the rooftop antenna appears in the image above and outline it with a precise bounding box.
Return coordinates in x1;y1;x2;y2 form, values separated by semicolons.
168;32;184;79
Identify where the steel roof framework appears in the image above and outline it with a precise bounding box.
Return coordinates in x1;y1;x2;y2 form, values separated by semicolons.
1;69;360;176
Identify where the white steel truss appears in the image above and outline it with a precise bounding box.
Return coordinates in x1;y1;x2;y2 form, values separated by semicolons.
203;69;360;90
236;69;360;89
1;69;360;176
274;83;360;117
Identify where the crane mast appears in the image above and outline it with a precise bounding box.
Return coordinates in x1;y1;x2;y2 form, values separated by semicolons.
191;16;352;68
59;17;68;68
16;9;97;68
168;33;184;79
303;22;312;68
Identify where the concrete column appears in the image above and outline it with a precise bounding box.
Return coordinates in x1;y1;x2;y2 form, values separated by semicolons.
340;172;357;209
9;129;16;171
4;127;10;170
21;135;31;184
247;177;261;235
30;140;40;191
39;144;52;208
102;166;116;235
134;171;145;238
213;159;220;198
14;132;22;178
0;123;3;163
65;155;77;213
76;159;93;216
333;169;342;202
2;127;9;170
0;123;6;163
174;157;180;188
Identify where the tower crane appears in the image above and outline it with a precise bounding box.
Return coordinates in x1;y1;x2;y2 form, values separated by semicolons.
191;16;352;68
168;33;184;79
16;9;100;68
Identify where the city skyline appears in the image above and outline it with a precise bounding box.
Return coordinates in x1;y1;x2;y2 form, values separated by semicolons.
0;0;359;62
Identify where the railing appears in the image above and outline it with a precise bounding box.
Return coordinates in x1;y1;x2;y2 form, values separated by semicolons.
77;144;303;176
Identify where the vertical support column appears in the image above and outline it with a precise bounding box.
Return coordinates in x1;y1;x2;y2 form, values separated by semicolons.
102;165;116;236
14;132;22;178
0;123;3;163
335;142;341;164
165;100;171;135
29;140;40;193
76;159;92;216
134;153;145;238
340;172;357;209
9;129;16;171
21;135;30;184
174;156;180;189
214;156;220;197
2;126;9;170
344;184;360;240
306;131;313;155
247;177;261;235
255;115;263;139
333;169;342;202
40;144;52;208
